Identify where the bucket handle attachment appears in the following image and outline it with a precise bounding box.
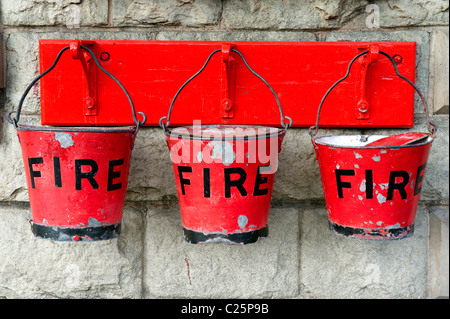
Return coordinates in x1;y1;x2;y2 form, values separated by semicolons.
7;44;147;133
158;47;293;132
308;47;437;140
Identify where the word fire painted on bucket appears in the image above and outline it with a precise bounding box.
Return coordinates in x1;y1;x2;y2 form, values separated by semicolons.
17;127;136;242
335;163;427;200
313;138;433;240
165;124;286;245
28;157;126;191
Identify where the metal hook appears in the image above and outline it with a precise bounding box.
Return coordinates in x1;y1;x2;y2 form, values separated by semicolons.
159;46;292;131
7;43;147;131
309;49;436;139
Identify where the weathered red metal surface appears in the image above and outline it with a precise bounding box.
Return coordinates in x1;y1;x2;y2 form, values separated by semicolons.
312;134;434;240
17;125;136;241
165;125;285;244
38;40;416;128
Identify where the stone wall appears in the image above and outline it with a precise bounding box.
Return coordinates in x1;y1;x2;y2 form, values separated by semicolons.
0;0;448;299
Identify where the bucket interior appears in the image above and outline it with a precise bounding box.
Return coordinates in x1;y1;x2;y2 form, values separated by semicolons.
166;125;285;140
314;134;434;148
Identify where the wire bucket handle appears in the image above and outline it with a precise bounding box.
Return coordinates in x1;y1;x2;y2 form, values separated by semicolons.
308;48;437;140
158;47;293;133
7;42;147;133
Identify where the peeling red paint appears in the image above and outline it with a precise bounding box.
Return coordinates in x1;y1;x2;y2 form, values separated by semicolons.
314;134;434;240
166;125;285;244
16;125;136;241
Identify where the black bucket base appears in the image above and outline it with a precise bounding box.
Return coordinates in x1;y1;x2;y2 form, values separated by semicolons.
32;222;121;242
329;221;414;240
183;226;268;245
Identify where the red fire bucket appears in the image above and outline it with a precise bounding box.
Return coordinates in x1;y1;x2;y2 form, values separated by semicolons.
309;50;437;240
159;48;292;245
7;44;146;241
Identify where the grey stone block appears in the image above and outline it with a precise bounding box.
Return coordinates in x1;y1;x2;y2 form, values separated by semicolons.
126;127;178;202
156;30;317;41
430;27;449;114
375;0;449;27
418;116;449;203
272;127;324;202
326;30;430;114
1;0;109;27
0;114;30;202
144;208;300;298
113;0;222;27
222;0;368;30
429;206;449;298
0;203;144;298
299;207;429;298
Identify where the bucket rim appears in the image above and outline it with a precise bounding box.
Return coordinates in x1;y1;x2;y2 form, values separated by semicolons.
313;133;435;149
165;124;286;141
16;124;136;133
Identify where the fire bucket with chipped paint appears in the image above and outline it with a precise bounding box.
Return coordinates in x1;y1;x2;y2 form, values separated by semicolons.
6;44;146;241
159;48;292;245
309;50;437;240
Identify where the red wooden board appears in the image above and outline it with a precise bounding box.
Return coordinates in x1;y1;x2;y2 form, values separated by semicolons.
38;40;416;128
